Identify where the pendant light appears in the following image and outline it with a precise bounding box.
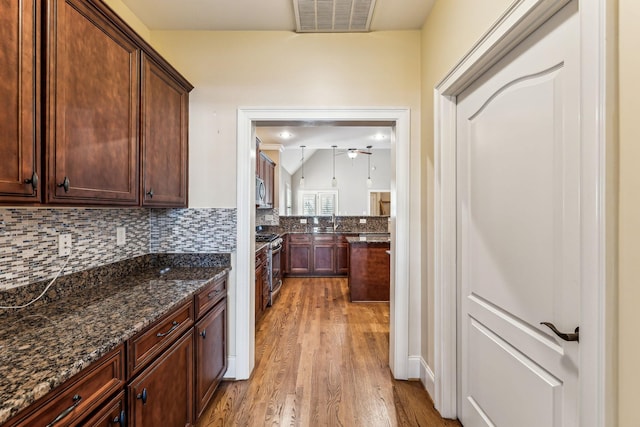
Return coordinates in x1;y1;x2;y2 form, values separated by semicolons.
331;145;338;187
299;145;306;188
366;145;373;188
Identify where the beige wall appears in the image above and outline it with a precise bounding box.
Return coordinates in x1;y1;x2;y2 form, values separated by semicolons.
419;0;513;368
618;0;638;425
149;31;421;208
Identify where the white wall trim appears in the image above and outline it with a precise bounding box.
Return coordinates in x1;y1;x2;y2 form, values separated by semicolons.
420;358;436;400
236;107;411;380
408;355;422;380
433;0;613;423
222;355;236;380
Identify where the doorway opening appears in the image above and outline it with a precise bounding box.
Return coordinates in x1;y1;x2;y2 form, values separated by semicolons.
234;108;411;381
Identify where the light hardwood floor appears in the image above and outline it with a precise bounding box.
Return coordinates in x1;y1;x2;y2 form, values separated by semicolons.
197;277;461;427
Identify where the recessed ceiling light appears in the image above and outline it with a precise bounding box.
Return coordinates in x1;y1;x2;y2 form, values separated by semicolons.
373;133;386;141
279;131;293;139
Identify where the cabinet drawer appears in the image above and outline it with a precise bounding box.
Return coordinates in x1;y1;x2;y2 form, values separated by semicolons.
194;274;227;319
128;300;194;377
9;345;125;427
81;390;125;427
288;233;311;243
313;234;335;243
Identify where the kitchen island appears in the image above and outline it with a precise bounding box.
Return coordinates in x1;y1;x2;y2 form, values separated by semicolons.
346;235;391;302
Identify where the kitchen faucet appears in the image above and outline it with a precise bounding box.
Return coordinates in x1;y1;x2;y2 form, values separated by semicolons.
332;214;340;231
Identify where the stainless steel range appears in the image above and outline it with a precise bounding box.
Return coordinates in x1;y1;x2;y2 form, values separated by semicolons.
255;233;283;306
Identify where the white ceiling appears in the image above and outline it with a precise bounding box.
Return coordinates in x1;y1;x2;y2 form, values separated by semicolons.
119;0;434;32
256;124;392;175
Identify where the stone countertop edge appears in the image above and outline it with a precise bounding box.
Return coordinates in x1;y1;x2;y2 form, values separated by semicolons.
345;235;392;244
0;265;230;425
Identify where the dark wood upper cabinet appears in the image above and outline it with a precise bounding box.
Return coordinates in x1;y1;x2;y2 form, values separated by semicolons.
45;0;140;205
141;54;189;207
0;0;40;202
257;151;275;208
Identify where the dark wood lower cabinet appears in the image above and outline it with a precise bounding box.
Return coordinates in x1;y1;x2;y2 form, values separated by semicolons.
128;331;194;427
285;233;356;277
194;298;227;419
256;246;267;323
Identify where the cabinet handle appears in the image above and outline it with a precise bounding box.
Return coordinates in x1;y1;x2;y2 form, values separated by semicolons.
57;176;70;193
200;329;206;339
112;409;126;426
136;388;148;404
24;171;39;191
156;320;179;337
46;394;82;427
146;188;154;198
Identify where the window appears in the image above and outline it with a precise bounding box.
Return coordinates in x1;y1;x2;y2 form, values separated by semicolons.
298;191;338;215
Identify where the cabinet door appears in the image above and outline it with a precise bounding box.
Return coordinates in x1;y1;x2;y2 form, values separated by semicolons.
128;332;194;427
264;159;274;207
255;261;264;323
313;243;335;274
141;54;188;207
46;0;139;205
194;299;227;419
0;0;40;202
289;244;312;275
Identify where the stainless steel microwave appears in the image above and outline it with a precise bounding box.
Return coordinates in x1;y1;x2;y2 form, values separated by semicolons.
256;176;266;206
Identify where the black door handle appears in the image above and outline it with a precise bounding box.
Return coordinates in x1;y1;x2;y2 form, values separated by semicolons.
57;176;70;193
540;322;579;342
112;409;125;426
24;171;39;191
136;388;148;404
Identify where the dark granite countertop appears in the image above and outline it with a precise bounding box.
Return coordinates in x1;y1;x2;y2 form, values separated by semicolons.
0;266;229;424
345;235;391;244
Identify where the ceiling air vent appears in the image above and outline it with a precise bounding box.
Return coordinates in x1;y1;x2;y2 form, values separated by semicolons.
293;0;377;33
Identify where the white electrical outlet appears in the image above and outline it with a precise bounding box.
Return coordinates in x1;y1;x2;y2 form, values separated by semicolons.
116;227;126;246
58;234;72;256
300;218;307;224
359;218;367;224
264;214;274;221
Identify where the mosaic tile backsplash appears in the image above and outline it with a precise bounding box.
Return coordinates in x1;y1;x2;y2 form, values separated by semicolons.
150;208;236;253
0;208;237;291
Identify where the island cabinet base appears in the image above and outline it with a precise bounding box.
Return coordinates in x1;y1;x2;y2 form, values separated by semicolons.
347;242;391;302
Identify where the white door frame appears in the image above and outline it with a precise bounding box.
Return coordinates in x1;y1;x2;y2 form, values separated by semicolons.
235;107;411;380
433;0;616;425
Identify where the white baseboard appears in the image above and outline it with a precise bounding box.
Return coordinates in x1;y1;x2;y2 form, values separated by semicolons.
408;355;422;380
223;355;236;379
420;357;436;399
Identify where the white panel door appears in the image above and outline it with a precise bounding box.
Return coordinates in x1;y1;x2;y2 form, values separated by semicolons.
457;3;580;427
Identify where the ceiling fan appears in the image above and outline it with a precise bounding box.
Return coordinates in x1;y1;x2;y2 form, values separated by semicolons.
337;146;373;159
